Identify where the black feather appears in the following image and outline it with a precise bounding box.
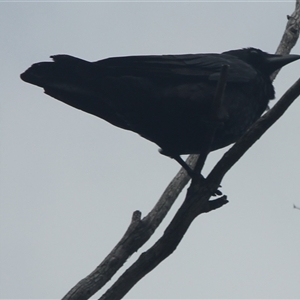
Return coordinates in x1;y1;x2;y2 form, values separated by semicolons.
21;48;300;159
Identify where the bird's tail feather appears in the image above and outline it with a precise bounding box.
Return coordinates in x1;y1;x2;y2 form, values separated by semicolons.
20;55;130;129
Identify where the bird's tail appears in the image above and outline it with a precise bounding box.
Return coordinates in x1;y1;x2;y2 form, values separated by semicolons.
20;55;131;129
21;55;96;93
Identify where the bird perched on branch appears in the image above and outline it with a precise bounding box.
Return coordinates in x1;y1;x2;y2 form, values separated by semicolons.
21;48;300;173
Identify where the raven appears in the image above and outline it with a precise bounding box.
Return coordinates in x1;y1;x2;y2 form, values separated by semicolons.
21;48;300;172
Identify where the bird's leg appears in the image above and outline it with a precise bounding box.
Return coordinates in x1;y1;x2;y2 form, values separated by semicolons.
159;149;198;177
192;150;209;175
173;154;222;195
172;155;197;177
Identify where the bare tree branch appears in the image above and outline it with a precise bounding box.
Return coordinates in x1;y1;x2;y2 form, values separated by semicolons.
62;156;196;300
272;0;300;80
100;188;228;300
62;2;300;300
276;0;300;55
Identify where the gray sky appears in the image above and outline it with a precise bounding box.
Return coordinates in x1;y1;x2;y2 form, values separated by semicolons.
1;1;300;299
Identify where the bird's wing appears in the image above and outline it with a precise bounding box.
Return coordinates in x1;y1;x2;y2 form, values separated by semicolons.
93;53;257;83
20;53;258;137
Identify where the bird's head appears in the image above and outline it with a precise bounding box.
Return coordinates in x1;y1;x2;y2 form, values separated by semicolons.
223;47;300;78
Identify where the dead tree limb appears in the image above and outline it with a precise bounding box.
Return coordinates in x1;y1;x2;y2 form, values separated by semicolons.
62;2;300;300
61;155;197;300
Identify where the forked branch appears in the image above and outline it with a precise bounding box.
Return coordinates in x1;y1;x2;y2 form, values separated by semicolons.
62;2;300;299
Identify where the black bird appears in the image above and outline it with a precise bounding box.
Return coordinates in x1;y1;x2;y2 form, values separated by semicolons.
21;48;300;173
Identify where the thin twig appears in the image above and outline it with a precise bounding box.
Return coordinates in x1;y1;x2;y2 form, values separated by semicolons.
293;204;300;210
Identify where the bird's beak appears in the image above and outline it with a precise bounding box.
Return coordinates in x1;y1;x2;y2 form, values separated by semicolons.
266;53;300;74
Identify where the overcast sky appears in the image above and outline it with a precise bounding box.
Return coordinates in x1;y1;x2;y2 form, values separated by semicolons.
1;1;300;299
